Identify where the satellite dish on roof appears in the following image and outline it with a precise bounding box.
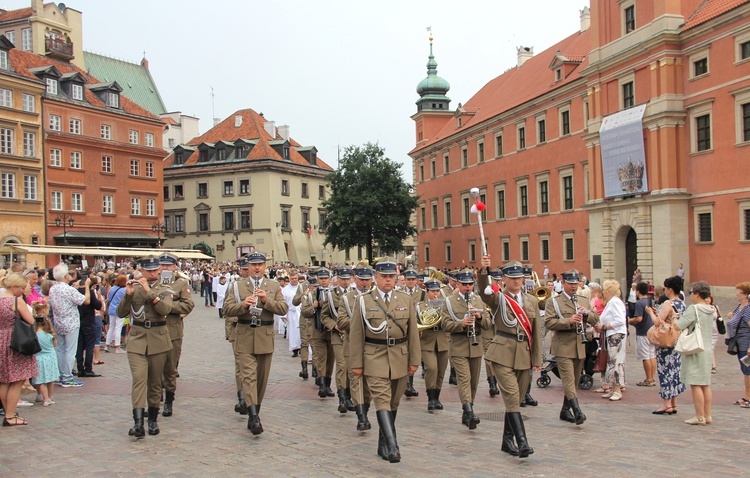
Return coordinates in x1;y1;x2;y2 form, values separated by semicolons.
59;3;67;13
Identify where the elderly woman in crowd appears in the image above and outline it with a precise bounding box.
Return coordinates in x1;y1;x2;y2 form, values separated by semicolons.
105;274;128;354
727;282;750;407
0;273;38;426
48;263;91;387
595;280;627;401
646;276;686;415
676;281;715;425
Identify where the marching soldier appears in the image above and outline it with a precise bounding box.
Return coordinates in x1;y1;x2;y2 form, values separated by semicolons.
544;269;599;426
441;269;460;386
304;269;335;398
158;253;195;417
338;262;374;430
222;252;288;436
481;268;503;398
293;274;314;380
117;257;174;438
479;258;542;458
441;268;490;429
225;292;246;416
350;259;421;463
401;268;422;398
322;268;354;413
520;265;539;408
416;279;449;411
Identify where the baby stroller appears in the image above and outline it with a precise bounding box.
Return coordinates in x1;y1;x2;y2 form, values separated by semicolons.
536;337;600;390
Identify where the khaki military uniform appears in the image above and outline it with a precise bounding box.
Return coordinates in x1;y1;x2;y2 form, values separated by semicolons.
224;288;242;394
480;279;543;412
322;287;348;389
162;272;195;395
544;293;599;399
117;282;174;409
223;276;288;406
338;288;371;405
441;293;490;405
305;288;335;381
349;289;421;411
416;300;449;391
293;282;313;362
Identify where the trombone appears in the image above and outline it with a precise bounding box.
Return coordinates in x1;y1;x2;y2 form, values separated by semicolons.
532;271;551;308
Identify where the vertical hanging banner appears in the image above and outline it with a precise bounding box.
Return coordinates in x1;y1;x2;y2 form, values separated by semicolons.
599;104;648;198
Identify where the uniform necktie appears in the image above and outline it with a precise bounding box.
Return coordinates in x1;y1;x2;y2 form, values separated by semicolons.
384;293;390;307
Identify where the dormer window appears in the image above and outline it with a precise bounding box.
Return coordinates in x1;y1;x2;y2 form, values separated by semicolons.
0;50;7;70
555;68;562;81
89;81;123;109
217;148;226;160
310;152;316;165
199;149;209;162
175;152;184;165
46;78;58;95
105;91;119;108
283;145;289;160
71;84;83;100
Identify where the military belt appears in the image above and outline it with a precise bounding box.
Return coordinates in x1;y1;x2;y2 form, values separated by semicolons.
496;330;527;342
132;320;166;329
237;318;274;327
557;329;577;333
365;336;407;346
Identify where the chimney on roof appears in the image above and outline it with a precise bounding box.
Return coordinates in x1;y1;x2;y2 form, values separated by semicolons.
580;6;591;33
213;117;221;127
278;125;290;141
264;120;276;138
517;46;533;68
235;115;243;127
141;57;149;70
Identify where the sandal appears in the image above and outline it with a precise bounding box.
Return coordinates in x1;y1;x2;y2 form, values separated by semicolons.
741;401;750;409
636;380;651;387
732;398;750;406
94;361;105;365
594;387;611;393
2;415;28;426
711;367;717;374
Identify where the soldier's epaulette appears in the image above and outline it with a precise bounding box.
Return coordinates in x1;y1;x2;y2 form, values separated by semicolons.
392;289;409;299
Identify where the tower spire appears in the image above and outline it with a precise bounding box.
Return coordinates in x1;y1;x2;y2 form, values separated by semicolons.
415;31;450;112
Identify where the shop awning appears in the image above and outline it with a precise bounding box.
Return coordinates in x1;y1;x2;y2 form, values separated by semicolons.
2;244;212;260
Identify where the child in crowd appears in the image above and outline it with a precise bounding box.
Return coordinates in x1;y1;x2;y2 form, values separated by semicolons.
32;301;59;406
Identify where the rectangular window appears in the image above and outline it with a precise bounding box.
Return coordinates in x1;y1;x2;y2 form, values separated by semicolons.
281;179;289;196
430;159;436;178
0;50;7;70
49;115;61;131
101;124;111;140
50;190;62;210
318;184;325;199
129;159;139;176
521;239;529;262
742;41;750;60
445;243;452;263
0;172;14;198
623;81;635;109
0;88;12;108
281;209;290;230
174;152;184;165
561;110;570;135
743;103;750;142
462;148;468;168
301;182;309;198
23;175;36;200
129;130;139;144
46;78;57;95
519;185;528;216
145;133;154;147
443;153;450;173
301;209;310;229
745;209;750;241
146;199;155;217
4;31;14;46
518;127;526;150
418;206;426;230
696;114;711;151
106;92;119;108
198;150;209;162
22;132;35;157
131;198;141;215
480;193;487;221
240;179;250;195
478;142;485;163
431;203;438;228
174;184;183;199
502;240;510;262
197;182;208;198
223;180;234;196
541;238;550;261
424;245;430;263
0;128;13;154
565;237;574;261
71;84;83;101
624;5;635;33
70;151;82;170
497;189;506;219
145;161;154;178
21;28;32;50
693;58;708;77
445;201;452;227
463;197;471;224
216;148;226;161
174;215;185;233
50;149;62;167
495;135;503;157
102;195;113;214
101;155;112;173
539;180;549;213
419;164;424;181
240;210;251;229
71;192;82;212
698;212;712;242
21;93;33;113
469;242;476;263
538;119;546;143
563;176;574;210
69;118;81;134
198;213;209;232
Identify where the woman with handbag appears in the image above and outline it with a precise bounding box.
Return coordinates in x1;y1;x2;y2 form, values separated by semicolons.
726;282;750;407
0;273;39;426
645;276;686;415
594;280;627;401
675;281;715;425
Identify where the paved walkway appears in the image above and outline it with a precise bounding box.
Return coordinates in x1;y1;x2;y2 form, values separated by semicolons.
2;297;750;477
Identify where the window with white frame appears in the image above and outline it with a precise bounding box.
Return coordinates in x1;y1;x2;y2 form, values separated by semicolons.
424;244;430;263
4;31;14;46
0;50;7;70
495;183;506;220
50;190;62;210
22;132;35;157
419;205;425;230
622;1;635;34
129;130;139;144
101;124;111;140
501;237;511;262
517;178;529;217
736;30;750;62
23;175;37;200
689;46;710;79
539;234;550;261
71;192;82;211
101;155;112;173
70;151;82;169
563;233;575;261
1;172;15;198
146;198;155;217
520;236;529;262
431;201;438;228
22;93;34;112
477;140;485;163
517;124;526;150
130;159;139;176
50;148;62;167
71;84;83;101
131;197;141;215
461;146;468;168
537;175;549;214
462;194;471;224
281;179;289;195
561;173;574;211
444;198;452;227
468;240;476;263
560;106;571;136
445;241;452;263
102;195;113;214
622;80;635;109
21;28;31;50
69;118;81;134
688;100;713;153
494;133;503;158
145;132;154;147
444;153;450;173
105;92;119;108
223;180;234;196
536;115;546;144
0;128;12;154
430;158;436;178
46;78;58;95
145;161;154;178
693;204;713;244
240;179;250;195
0;88;11;108
733;87;750;144
49;114;61;131
740;200;750;242
174;215;185;233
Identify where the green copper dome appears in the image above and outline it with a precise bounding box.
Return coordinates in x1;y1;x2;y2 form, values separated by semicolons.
416;40;450;97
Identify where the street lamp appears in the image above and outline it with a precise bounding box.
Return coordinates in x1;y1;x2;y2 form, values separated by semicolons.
54;214;75;245
230;232;240;247
152;221;167;248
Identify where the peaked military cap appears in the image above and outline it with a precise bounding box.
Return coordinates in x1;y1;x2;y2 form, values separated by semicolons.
502;261;524;278
455;268;476;284
374;258;398;275
562;269;580;284
137;256;161;271
158;253;178;265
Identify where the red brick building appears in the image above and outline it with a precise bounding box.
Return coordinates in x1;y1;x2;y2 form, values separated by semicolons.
411;0;750;293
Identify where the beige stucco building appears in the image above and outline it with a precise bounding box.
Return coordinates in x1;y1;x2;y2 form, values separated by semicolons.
162;108;357;266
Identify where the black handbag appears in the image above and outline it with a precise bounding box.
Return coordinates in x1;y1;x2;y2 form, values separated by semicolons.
727;334;741;356
715;306;726;335
9;298;42;356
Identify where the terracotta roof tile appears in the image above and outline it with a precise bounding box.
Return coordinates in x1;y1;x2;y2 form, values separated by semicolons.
683;0;750;30
413;29;589;153
0;7;32;23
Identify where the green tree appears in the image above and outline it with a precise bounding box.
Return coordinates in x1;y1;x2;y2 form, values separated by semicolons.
322;143;418;263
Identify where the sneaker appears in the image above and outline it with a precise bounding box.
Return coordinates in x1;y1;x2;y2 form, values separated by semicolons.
17;400;34;407
60;380;84;388
35;394;44;403
43;400;55;407
104;346;110;353
115;349;127;354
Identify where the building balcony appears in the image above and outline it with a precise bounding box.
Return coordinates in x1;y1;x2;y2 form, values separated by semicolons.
45;38;74;60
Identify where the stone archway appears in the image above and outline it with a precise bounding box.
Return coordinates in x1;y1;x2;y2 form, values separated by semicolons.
614;226;637;289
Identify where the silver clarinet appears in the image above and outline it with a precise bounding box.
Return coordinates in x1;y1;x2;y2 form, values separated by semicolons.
571;293;589;344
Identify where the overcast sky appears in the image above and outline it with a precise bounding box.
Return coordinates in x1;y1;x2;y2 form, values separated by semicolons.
5;0;589;176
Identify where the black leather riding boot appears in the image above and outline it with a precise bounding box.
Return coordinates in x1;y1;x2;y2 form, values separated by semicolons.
404;375;418;397
507;411;534;458
162;392;174;417
299;361;308;379
568;397;586;425
434;388;444;410
337;388;348;413
344;388;355;411
559;397;575;422
501;412;519;456
317;377;327;398
488;376;500;397
376;410;401;463
247;404;263;435
324;377;335;397
129;408;145;438
147;407;160;435
427;389;436;411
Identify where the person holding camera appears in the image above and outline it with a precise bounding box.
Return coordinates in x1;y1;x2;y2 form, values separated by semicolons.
629;281;656;388
75;275;103;378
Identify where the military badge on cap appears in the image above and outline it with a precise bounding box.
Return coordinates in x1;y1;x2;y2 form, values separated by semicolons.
489;268;504;280
308;276;318;285
502;261;524;278
562;269;580;284
424;279;441;291
316;268;332;279
522;265;533;277
374;258;398;275
416;271;426;280
336;268;353;279
246;252;266;264
237;257;250;269
354;265;373;279
137;256;161;271
455;268;475;284
402;268;418;279
158;253;178;265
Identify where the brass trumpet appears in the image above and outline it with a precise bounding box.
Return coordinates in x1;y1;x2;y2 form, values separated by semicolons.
532;271;551;308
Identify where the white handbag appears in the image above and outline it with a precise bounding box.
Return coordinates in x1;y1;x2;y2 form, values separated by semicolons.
675;307;704;355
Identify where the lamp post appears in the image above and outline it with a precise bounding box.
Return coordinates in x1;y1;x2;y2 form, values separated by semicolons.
151;221;167;248
54;213;75;245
